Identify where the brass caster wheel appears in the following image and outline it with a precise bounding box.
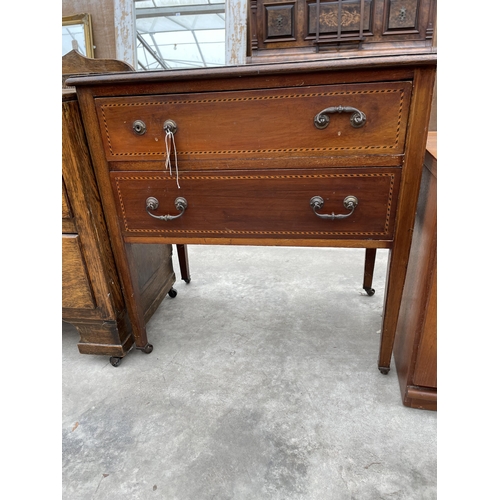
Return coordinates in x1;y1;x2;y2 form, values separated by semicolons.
109;356;122;367
168;287;178;298
364;287;375;296
378;367;390;375
183;278;191;284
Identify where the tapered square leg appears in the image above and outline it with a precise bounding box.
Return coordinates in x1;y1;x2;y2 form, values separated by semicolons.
363;248;377;296
176;244;191;283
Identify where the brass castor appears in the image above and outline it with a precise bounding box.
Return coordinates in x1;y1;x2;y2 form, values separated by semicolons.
364;287;375;296
168;287;178;298
378;367;390;375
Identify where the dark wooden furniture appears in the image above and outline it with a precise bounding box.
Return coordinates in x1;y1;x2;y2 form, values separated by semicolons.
68;52;436;373
393;132;436;409
248;0;436;61
62;89;178;365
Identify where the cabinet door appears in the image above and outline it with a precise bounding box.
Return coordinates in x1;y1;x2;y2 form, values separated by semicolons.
62;235;95;310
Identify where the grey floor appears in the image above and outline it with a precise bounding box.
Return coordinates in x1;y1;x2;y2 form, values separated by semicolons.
62;245;437;500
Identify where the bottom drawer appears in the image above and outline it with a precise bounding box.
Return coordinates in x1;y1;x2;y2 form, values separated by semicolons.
111;168;401;241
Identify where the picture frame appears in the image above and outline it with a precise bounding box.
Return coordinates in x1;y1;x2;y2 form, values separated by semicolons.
62;13;94;58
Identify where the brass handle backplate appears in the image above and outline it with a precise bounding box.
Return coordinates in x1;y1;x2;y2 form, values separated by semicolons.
310;195;358;220
163;119;178;135
132;119;178;135
146;196;187;221
313;106;366;129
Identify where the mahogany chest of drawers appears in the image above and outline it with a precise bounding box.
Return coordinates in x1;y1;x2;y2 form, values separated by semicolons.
68;53;436;372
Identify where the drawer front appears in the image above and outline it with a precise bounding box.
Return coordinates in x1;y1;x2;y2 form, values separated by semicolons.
111;168;401;241
97;81;411;164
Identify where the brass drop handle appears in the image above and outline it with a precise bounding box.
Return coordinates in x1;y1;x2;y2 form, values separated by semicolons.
146;196;187;221
313;106;366;129
310;195;358;220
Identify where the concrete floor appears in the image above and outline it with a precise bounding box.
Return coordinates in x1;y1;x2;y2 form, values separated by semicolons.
62;245;437;500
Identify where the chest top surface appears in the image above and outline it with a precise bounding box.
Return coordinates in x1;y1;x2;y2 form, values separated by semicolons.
66;53;436;94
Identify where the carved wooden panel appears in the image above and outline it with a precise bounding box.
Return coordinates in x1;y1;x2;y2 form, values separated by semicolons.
386;0;419;31
249;0;436;57
265;3;296;41
306;0;372;36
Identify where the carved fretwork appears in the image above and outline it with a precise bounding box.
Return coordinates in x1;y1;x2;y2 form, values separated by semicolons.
307;0;372;36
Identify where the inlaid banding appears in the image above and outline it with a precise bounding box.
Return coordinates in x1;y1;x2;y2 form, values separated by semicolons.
100;87;407;157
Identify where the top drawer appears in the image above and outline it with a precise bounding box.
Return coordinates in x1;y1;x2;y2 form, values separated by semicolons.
96;81;412;163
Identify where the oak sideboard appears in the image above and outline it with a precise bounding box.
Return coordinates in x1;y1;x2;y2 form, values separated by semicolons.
62;89;177;366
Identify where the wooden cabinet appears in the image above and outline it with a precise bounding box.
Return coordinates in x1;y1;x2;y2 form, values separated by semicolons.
62;90;176;364
248;0;436;61
393;132;437;410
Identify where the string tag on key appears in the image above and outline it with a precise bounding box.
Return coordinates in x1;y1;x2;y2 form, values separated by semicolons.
165;128;180;189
